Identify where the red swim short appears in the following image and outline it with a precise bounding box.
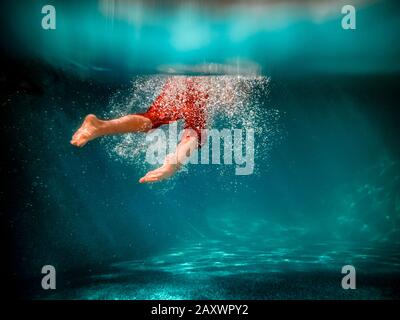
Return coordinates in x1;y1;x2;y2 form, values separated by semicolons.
138;77;208;146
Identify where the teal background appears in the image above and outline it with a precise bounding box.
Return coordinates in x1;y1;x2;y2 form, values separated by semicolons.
1;0;399;299
4;0;400;75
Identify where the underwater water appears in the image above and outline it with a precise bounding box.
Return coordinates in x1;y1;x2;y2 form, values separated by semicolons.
1;0;400;300
3;69;399;300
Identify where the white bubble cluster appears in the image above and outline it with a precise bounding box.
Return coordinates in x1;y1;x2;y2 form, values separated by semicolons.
101;75;285;184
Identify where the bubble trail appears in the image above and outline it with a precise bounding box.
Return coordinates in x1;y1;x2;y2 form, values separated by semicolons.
101;75;285;185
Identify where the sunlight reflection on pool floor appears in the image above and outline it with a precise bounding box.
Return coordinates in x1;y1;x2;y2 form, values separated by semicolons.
39;238;400;300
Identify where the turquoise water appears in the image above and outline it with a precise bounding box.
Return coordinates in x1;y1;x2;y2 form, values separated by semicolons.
5;71;399;299
5;0;400;74
1;0;400;299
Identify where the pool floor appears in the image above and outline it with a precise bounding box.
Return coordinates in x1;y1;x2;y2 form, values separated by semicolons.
33;238;400;300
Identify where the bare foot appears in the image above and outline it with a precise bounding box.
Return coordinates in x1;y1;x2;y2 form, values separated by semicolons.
139;163;177;183
71;114;103;147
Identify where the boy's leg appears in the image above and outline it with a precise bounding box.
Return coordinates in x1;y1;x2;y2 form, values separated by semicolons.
71;114;152;147
139;129;199;183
